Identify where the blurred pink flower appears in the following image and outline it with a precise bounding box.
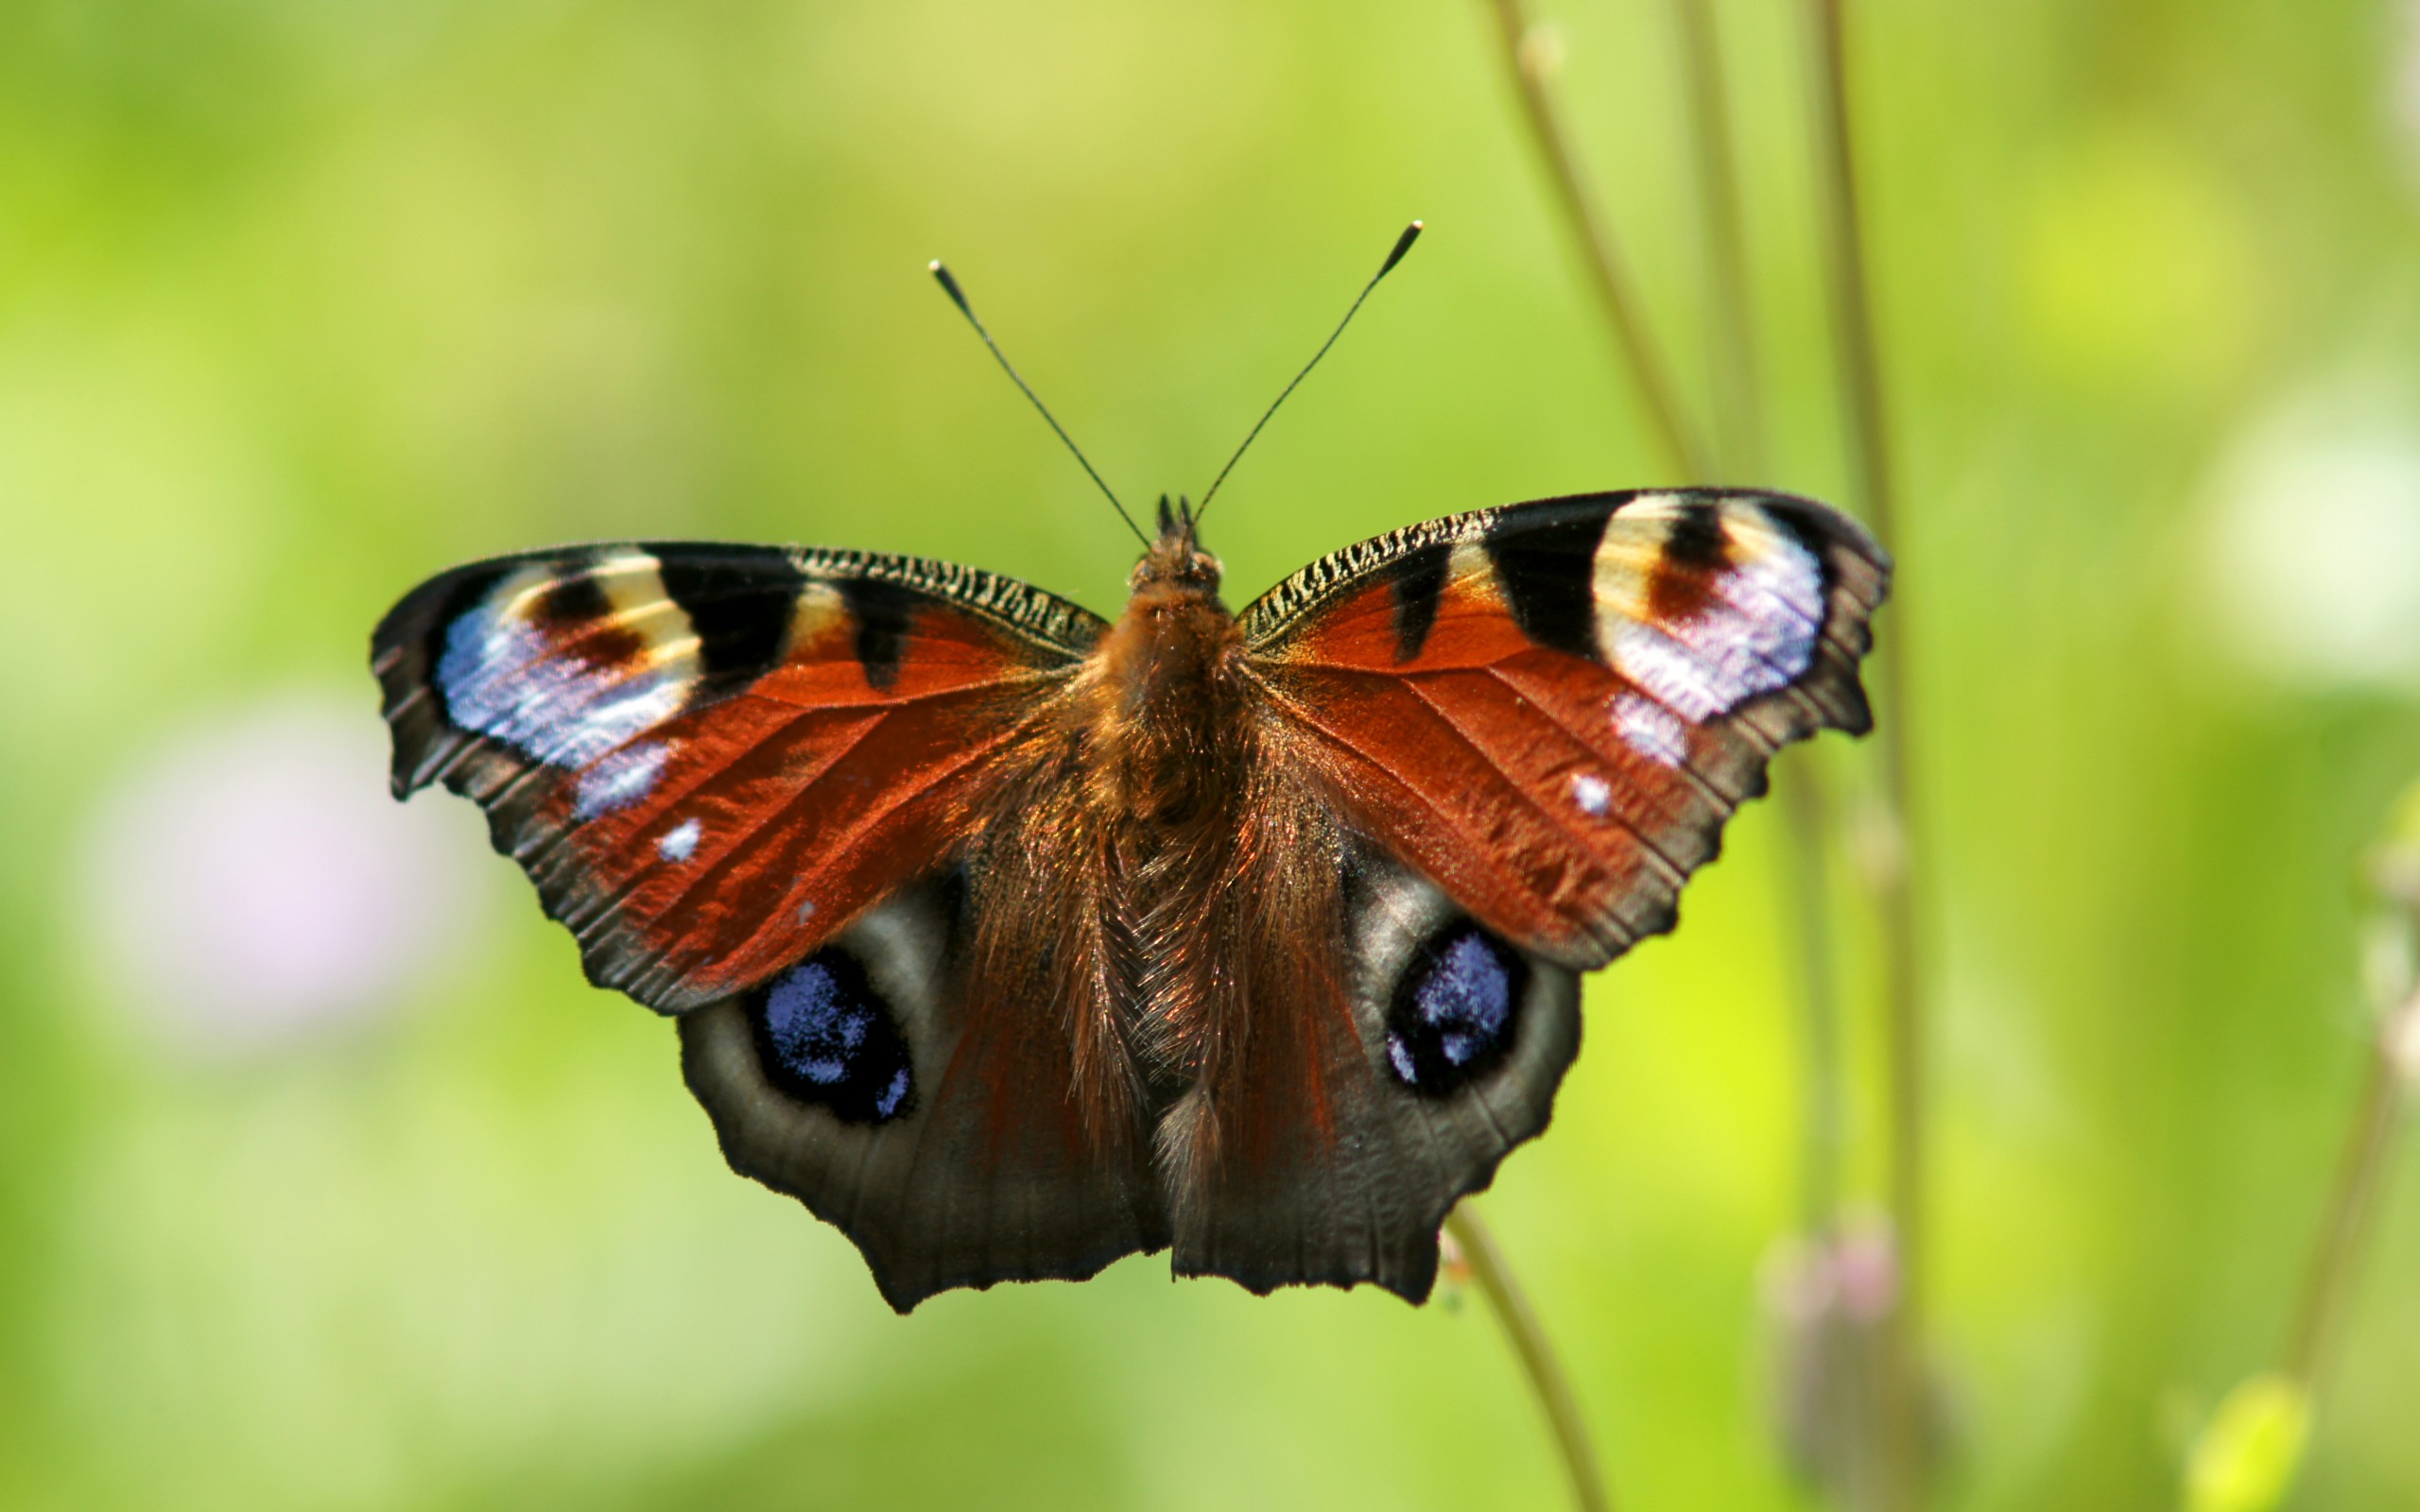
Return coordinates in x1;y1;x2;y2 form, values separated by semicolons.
77;691;491;1056
1760;1216;1954;1498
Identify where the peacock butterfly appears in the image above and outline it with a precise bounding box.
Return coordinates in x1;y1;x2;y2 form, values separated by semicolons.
370;230;1890;1312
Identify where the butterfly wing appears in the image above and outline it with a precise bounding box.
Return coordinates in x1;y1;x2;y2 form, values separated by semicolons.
1245;490;1887;966
1175;490;1887;1299
372;542;1168;1309
1155;799;1587;1302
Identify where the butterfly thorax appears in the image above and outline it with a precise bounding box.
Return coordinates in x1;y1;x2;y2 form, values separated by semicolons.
1094;530;1242;819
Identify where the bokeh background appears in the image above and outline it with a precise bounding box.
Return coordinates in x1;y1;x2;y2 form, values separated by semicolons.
8;0;2420;1506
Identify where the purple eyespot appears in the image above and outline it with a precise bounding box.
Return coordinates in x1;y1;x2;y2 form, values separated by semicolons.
747;950;914;1124
1383;924;1526;1095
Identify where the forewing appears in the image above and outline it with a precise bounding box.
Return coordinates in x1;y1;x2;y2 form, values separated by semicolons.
372;541;1104;1009
1240;489;1888;970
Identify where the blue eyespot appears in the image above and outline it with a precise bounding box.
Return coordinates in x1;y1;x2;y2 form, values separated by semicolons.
747;950;914;1124
1384;925;1526;1096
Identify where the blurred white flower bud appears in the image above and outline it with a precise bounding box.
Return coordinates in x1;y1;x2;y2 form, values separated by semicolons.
2202;389;2420;692
2384;992;2420;1090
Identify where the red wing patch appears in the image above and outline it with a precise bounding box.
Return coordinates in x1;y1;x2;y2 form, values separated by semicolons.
372;542;1107;1010
1242;490;1888;969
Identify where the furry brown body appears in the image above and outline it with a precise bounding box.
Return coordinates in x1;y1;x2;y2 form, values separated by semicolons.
967;519;1348;1220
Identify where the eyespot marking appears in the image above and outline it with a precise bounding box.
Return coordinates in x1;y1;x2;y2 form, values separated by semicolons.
434;559;696;769
1594;499;1825;719
1384;924;1527;1096
747;951;915;1124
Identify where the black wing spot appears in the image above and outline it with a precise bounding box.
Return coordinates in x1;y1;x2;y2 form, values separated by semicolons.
1663;499;1730;569
1389;541;1452;663
650;546;806;698
1383;923;1528;1097
745;949;916;1124
529;569;613;627
835;577;921;691
1483;506;1608;661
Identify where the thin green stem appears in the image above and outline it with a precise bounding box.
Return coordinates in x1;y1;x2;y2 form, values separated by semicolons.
1778;763;1848;1236
1446;1206;1612;1512
1802;0;1902;550
1801;1;1924;1504
2280;1005;2411;1386
1483;0;1715;480
1667;0;1844;1251
1669;0;1767;480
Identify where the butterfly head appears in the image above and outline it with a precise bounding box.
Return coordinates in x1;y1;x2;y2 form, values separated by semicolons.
1132;493;1221;593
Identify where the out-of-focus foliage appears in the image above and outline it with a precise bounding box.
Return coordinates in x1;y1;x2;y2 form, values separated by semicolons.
6;1;2420;1507
2187;1375;2311;1512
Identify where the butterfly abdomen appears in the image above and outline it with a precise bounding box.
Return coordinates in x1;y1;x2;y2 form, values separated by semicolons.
1063;535;1369;1213
945;549;1264;1177
1085;563;1257;1092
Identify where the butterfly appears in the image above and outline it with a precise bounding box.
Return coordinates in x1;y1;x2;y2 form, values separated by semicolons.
370;232;1888;1312
372;482;1885;1311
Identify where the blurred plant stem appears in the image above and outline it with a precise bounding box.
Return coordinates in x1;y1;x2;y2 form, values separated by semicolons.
1778;767;1848;1234
2281;1028;2405;1386
1483;0;1894;1498
1471;0;1926;1489
1483;0;1713;479
2187;804;2420;1510
1671;4;1875;1496
1663;0;1848;1246
1669;0;1764;481
1800;1;1926;1504
2281;808;2420;1393
1445;1206;1612;1512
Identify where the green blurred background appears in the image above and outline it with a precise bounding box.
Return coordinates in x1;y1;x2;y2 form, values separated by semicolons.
8;0;2420;1506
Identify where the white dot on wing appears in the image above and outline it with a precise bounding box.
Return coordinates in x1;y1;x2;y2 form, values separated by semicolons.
658;817;702;863
1568;771;1613;816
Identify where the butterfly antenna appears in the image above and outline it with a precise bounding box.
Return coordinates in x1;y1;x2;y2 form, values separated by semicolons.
929;260;1150;549
1193;220;1424;525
